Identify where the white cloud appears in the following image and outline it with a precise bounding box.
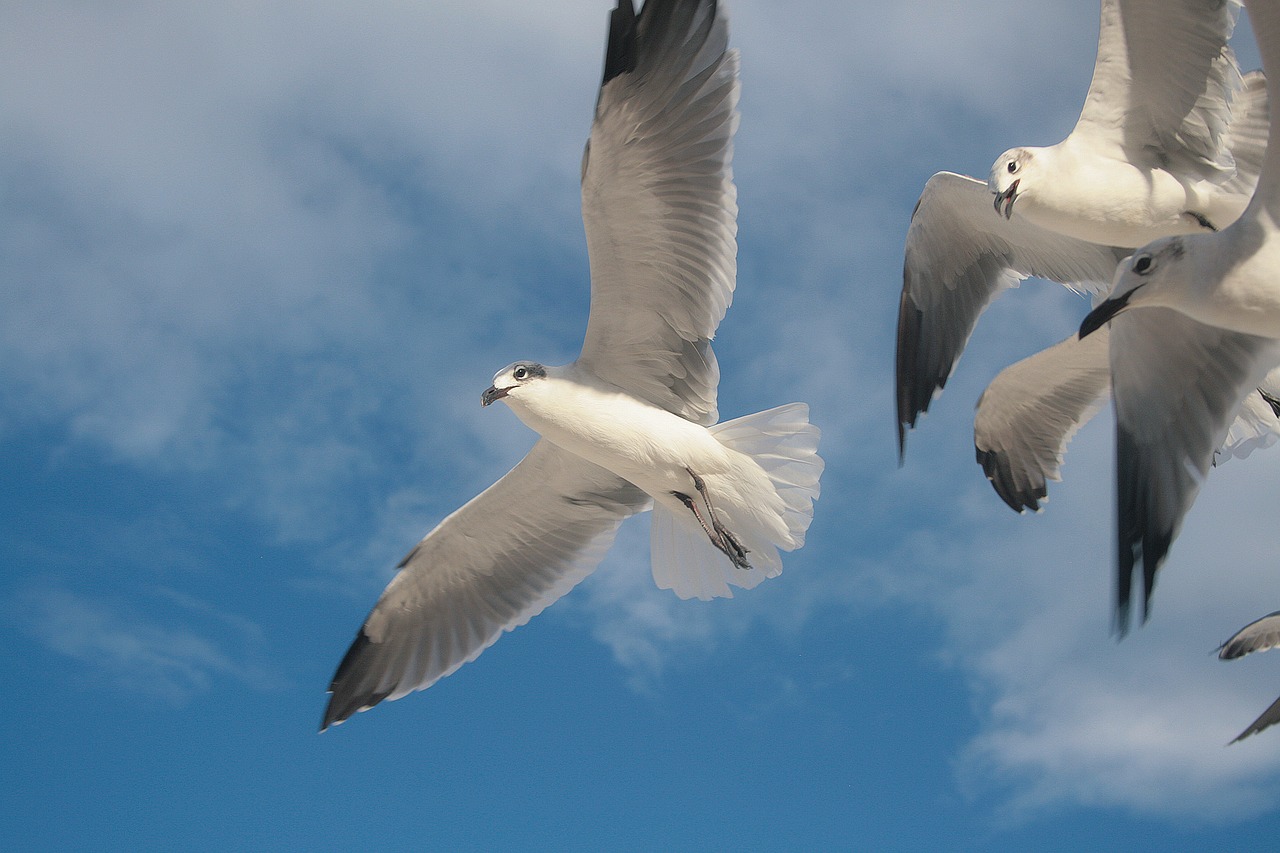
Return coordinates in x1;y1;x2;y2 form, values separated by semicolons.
16;586;279;704
886;406;1280;820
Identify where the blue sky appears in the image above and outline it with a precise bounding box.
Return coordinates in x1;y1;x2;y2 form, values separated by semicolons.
5;1;1280;849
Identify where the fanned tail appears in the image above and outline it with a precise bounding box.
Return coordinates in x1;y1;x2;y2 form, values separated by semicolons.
651;403;823;600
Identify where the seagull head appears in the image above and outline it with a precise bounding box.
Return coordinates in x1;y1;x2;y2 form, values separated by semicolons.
989;147;1032;219
482;361;548;407
1078;238;1186;338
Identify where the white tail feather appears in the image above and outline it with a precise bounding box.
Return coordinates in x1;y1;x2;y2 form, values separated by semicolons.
651;403;823;600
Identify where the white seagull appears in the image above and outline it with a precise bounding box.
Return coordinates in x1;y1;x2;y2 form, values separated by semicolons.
321;0;823;730
1218;611;1280;742
1077;0;1280;635
896;0;1267;460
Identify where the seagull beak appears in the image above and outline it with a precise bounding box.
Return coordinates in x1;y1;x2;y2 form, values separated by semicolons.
993;180;1019;219
481;385;509;407
1078;287;1139;339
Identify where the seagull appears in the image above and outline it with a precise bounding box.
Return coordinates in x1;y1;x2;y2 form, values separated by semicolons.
320;0;823;730
1218;611;1280;742
1077;0;1280;635
974;324;1280;513
896;0;1267;460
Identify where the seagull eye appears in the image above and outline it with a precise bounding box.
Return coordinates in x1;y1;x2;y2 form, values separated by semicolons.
513;366;528;380
1132;254;1154;275
1007;160;1018;174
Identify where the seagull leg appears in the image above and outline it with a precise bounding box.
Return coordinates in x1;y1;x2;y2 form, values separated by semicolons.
672;490;720;544
685;468;751;569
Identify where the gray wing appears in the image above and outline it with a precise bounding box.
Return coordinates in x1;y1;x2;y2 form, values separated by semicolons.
975;322;1280;513
1073;0;1242;179
577;0;737;426
1231;694;1280;743
1109;309;1280;634
322;440;650;729
974;326;1112;512
1220;610;1280;743
1219;612;1280;659
897;171;1129;457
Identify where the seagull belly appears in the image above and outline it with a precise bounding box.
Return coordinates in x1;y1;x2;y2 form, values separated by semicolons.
508;384;732;497
1021;161;1216;247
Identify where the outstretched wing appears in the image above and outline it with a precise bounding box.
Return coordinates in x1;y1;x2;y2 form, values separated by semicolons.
897;171;1128;457
1109;309;1280;634
975;322;1280;512
578;0;738;425
1219;611;1280;743
322;440;649;729
974;326;1112;512
1230;694;1280;743
1219;611;1280;660
1072;0;1242;178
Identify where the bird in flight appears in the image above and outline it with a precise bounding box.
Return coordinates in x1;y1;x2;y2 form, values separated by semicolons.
321;0;823;730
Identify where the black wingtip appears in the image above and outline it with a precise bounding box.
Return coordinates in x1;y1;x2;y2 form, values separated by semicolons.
1113;531;1136;639
894;292;931;465
975;446;1044;514
1113;526;1168;640
320;629;392;732
601;1;639;86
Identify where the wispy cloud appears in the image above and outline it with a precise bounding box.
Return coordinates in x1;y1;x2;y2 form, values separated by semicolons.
15;585;280;704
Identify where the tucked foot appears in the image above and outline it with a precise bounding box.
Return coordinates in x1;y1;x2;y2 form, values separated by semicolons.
680;467;752;570
671;489;752;569
716;524;750;569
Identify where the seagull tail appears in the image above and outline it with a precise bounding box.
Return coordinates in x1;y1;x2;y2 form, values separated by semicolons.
650;403;824;600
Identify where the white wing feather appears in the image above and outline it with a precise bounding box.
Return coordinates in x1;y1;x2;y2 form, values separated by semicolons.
1073;0;1242;177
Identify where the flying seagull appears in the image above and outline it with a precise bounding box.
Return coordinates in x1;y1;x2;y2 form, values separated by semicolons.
1077;0;1280;635
321;0;823;730
1218;611;1280;742
896;0;1267;460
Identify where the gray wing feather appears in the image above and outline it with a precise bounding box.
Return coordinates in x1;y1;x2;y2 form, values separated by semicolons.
975;320;1280;513
1109;310;1280;634
1231;694;1280;742
974;326;1112;512
322;440;649;729
578;0;737;425
1220;613;1280;743
897;171;1129;456
1219;611;1280;659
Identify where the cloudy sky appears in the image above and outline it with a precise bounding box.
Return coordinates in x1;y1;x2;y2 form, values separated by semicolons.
5;1;1280;849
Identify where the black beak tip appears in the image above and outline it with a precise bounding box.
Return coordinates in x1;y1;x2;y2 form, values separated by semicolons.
1079;287;1137;339
1079;303;1114;339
